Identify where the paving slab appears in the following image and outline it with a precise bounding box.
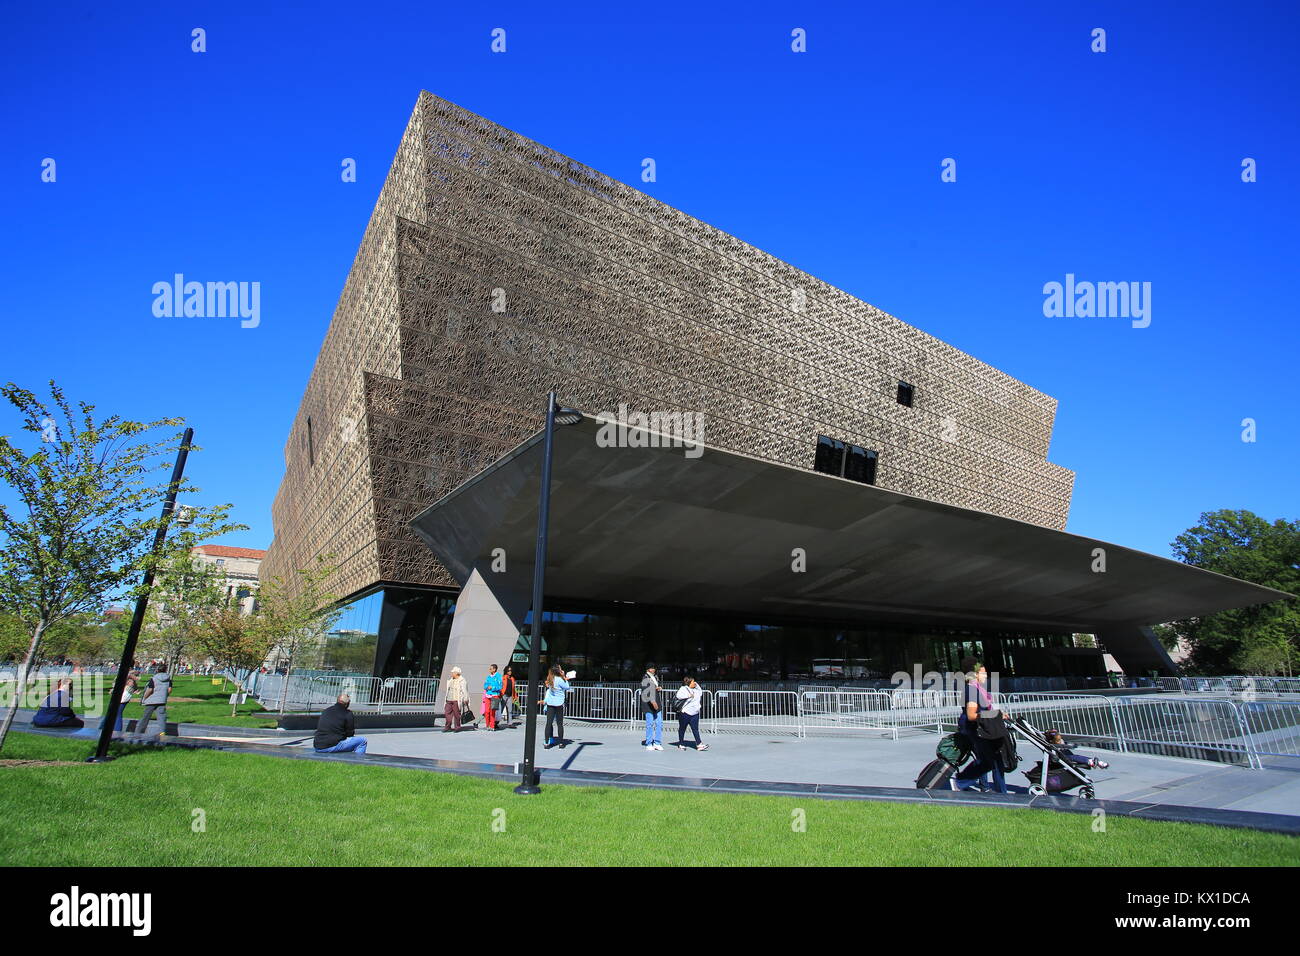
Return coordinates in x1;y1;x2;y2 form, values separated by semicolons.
171;718;1300;818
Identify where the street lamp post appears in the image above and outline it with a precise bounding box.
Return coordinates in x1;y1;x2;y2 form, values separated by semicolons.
515;392;582;795
89;427;194;763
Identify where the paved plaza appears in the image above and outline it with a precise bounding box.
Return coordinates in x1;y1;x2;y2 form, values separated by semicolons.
184;718;1300;817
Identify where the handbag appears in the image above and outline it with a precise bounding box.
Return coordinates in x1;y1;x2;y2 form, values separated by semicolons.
976;714;1007;740
461;704;475;724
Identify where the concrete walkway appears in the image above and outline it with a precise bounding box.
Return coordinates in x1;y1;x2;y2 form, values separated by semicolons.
181;718;1300;817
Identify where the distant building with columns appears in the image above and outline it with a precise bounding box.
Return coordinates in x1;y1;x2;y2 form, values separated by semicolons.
192;545;266;615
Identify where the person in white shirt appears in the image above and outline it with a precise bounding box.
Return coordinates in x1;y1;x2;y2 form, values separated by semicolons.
111;671;140;732
674;675;708;751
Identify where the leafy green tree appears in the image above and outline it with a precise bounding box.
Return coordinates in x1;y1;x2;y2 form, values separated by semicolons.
195;605;276;715
1150;623;1181;652
38;612;109;664
138;550;228;669
0;382;243;750
257;556;342;712
0;613;26;663
1167;510;1299;675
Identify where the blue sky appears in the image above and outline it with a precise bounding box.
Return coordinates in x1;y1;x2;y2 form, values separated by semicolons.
1;0;1296;559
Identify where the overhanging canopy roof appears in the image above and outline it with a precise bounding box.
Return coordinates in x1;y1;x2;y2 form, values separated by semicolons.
409;418;1290;634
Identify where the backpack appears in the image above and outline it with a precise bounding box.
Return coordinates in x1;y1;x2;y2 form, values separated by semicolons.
936;732;971;768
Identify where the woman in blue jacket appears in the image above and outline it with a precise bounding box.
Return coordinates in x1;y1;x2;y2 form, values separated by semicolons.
542;666;570;749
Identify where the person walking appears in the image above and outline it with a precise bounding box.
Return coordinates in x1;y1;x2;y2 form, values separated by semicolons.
952;657;1009;793
674;675;708;750
313;693;369;754
443;666;469;732
110;671;140;733
482;664;502;731
640;663;663;751
499;665;518;728
135;662;172;738
542;665;570;749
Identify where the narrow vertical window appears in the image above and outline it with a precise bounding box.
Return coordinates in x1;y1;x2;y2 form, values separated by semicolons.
306;416;315;466
844;445;879;485
814;435;845;476
897;381;914;407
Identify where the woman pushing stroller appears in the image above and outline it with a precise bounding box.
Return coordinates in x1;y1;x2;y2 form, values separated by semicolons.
951;657;1015;793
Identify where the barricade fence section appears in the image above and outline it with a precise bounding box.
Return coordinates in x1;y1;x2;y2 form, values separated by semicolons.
1000;694;1124;751
540;685;640;726
239;671;382;715
379;677;440;712
799;689;897;738
1155;675;1300;698
709;689;802;736
1110;697;1256;767
1235;700;1300;760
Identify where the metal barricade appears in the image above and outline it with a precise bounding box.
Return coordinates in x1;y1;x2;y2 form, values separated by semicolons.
378;677;440;713
1181;677;1231;694
1234;699;1300;761
1000;693;1123;750
887;688;961;732
1111;697;1255;766
800;690;897;738
258;673;382;714
709;689;802;736
556;686;639;726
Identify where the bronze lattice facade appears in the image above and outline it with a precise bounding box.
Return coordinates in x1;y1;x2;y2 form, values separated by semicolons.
263;91;1074;604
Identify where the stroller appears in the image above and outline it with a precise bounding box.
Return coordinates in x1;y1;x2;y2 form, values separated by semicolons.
1008;715;1098;799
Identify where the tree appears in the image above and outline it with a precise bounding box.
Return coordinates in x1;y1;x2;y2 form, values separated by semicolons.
0;382;243;750
1150;623;1181;652
0;614;27;663
257;556;342;712
38;611;112;664
1166;510;1300;675
137;550;228;669
195;605;275;715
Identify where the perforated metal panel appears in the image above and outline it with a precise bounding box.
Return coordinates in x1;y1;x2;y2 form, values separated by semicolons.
264;92;1075;599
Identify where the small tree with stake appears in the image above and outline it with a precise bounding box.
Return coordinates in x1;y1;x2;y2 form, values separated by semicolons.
0;382;242;751
138;550;228;670
258;556;342;713
196;605;276;716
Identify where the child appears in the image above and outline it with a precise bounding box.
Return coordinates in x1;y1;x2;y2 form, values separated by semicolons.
1044;728;1110;770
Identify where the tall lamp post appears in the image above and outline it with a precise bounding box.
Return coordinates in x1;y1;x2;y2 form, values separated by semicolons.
89;427;194;763
515;392;582;795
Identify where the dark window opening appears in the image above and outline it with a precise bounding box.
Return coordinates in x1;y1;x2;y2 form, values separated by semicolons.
837;442;878;481
816;436;878;485
306;416;315;466
844;445;878;485
814;435;845;476
897;381;914;407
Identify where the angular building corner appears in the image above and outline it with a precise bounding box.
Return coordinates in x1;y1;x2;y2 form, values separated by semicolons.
265;91;1281;694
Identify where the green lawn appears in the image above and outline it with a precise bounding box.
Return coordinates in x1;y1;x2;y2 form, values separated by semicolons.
1;731;1297;867
15;674;281;728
